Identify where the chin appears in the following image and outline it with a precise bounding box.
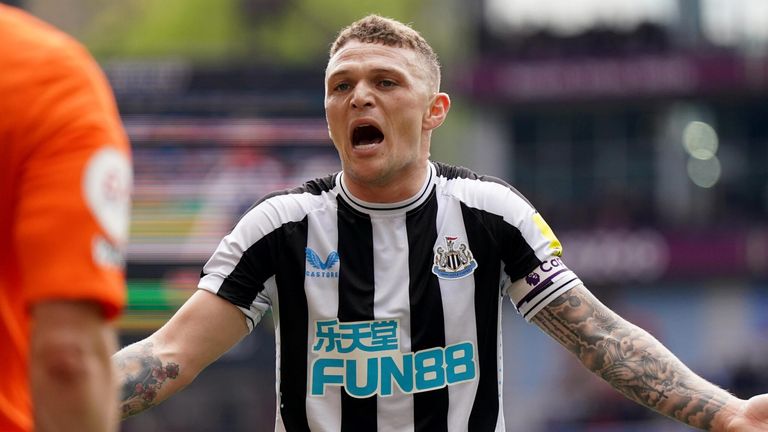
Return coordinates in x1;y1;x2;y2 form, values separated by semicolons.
347;165;390;185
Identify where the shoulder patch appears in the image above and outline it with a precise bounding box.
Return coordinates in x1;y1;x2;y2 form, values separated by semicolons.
83;147;132;244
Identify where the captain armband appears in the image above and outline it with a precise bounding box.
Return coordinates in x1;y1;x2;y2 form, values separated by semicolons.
508;257;583;322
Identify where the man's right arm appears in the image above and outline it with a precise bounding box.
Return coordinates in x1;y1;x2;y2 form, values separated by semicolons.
115;289;249;418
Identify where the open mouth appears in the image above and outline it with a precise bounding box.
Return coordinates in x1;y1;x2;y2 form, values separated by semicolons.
352;125;384;147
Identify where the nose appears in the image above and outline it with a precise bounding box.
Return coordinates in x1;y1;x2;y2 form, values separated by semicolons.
350;83;374;109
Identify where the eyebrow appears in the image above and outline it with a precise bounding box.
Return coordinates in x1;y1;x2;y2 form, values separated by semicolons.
326;66;408;82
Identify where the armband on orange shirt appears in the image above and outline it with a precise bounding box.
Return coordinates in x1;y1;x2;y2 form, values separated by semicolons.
0;5;132;431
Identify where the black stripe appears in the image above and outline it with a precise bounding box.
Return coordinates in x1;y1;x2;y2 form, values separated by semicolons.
498;229;541;284
460;204;503;432
337;198;377;432
244;314;255;330
406;194;448;432
515;269;569;308
217;232;278;309
517;280;553;309
523;277;579;320
273;218;311;432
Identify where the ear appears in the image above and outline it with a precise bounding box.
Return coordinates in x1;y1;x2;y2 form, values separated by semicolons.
423;92;451;131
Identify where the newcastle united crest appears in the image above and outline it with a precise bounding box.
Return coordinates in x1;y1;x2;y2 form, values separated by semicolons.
432;235;478;279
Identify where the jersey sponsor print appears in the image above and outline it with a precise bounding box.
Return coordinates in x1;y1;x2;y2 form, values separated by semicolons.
310;317;477;398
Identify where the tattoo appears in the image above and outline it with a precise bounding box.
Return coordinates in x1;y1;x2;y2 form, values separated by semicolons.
114;341;180;418
532;287;730;429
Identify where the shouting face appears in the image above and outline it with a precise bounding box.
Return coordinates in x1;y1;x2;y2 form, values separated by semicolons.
324;40;449;202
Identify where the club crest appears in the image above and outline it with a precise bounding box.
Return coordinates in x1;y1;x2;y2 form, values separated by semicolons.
432;236;478;279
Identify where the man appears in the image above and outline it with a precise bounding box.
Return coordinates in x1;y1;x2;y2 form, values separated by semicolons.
0;5;132;432
114;14;768;431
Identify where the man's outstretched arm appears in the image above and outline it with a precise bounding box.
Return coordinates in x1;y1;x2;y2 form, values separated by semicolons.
531;284;767;431
114;290;249;418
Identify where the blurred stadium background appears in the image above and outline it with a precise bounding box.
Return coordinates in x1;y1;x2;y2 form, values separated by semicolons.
9;0;768;430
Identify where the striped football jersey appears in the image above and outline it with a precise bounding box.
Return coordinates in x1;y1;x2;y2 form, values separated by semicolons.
199;161;582;432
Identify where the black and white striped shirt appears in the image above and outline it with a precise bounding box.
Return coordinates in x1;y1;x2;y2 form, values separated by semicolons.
199;161;582;432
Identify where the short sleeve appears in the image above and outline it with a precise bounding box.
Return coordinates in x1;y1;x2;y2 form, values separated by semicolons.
13;38;131;319
503;212;583;322
197;200;290;333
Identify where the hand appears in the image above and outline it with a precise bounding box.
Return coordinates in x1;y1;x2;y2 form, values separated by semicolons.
725;394;768;431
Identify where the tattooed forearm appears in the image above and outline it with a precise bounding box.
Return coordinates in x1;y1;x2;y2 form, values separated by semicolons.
532;287;734;430
114;341;180;418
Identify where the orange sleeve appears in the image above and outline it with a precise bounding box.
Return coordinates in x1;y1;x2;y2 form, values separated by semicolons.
12;34;132;320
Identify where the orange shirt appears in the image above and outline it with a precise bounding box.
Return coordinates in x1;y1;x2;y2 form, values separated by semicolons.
0;5;131;431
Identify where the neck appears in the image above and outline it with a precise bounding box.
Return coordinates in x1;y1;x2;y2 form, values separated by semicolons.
342;161;430;203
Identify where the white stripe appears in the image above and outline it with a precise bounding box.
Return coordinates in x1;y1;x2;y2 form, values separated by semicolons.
439;176;555;262
435;194;479;432
198;191;330;330
272;278;287;432
370;215;414;432
495;290;505;432
521;278;582;321
514;267;580;314
305;205;342;432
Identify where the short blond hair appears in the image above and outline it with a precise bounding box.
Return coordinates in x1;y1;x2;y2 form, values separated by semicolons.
330;15;441;89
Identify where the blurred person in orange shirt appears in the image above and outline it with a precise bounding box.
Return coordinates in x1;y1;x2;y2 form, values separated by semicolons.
0;4;132;432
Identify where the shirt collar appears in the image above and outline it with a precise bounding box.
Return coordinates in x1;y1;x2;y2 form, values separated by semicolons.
336;162;436;215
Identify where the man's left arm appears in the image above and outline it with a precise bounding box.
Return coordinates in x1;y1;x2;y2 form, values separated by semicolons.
531;284;768;431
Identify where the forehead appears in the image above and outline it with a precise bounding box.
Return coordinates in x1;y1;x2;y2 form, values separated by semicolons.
326;41;428;81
